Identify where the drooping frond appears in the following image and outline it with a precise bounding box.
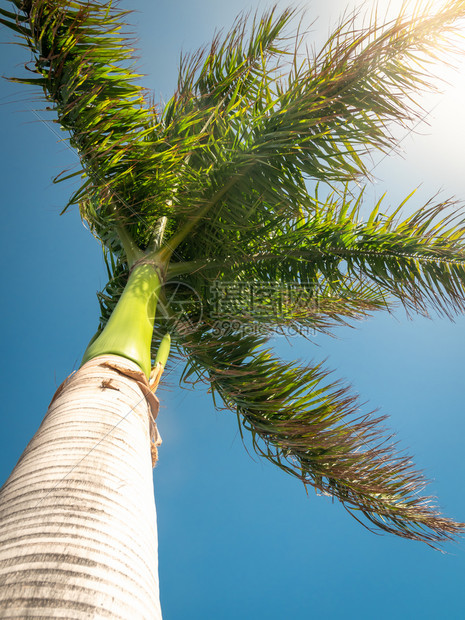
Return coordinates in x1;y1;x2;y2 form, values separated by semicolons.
2;0;187;248
179;328;465;545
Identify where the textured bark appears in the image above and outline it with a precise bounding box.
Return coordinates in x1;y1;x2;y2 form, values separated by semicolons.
0;355;162;619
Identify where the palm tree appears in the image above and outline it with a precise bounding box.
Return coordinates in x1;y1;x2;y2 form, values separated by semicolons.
2;0;465;616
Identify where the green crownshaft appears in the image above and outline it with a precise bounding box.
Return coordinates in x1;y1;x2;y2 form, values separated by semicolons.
82;263;161;378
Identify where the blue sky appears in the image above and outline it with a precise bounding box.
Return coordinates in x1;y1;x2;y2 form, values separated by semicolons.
1;1;465;618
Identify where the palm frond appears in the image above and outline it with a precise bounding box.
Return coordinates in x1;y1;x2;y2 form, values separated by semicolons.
179;327;464;545
4;0;186;248
271;190;465;319
164;6;297;126
166;188;465;321
160;0;465;253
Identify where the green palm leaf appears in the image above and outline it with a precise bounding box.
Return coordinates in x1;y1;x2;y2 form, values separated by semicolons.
157;1;465;257
248;190;465;319
165;189;465;328
179;327;463;544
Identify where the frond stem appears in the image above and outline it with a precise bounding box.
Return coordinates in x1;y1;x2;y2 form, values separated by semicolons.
159;164;254;262
167;245;465;279
115;223;144;268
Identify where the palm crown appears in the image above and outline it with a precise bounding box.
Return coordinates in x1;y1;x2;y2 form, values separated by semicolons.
4;0;465;545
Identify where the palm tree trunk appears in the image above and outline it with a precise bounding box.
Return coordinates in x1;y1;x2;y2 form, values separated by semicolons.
0;355;163;619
